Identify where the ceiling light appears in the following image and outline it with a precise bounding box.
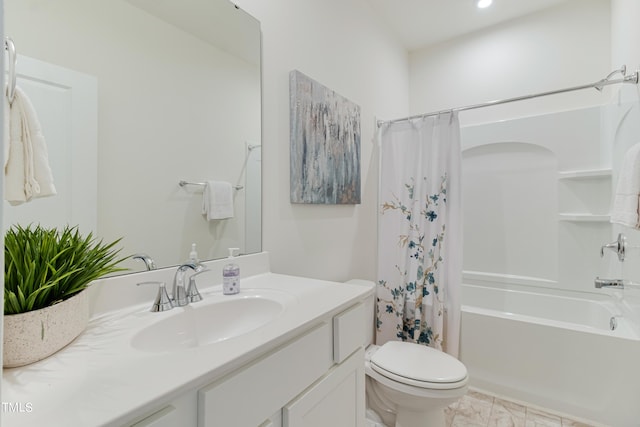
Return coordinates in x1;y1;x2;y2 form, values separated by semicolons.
477;0;492;8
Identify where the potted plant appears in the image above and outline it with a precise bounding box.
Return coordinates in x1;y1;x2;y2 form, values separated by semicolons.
3;224;127;368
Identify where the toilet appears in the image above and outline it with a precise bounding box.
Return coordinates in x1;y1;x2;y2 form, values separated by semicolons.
346;279;468;427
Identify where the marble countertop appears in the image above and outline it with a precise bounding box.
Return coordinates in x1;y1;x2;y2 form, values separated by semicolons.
2;254;372;426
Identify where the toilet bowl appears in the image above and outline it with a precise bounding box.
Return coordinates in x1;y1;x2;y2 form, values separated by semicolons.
346;279;468;427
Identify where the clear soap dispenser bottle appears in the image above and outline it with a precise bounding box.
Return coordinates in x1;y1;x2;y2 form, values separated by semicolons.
188;243;199;264
222;248;240;295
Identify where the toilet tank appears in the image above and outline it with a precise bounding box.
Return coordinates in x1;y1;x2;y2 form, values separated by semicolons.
345;279;376;347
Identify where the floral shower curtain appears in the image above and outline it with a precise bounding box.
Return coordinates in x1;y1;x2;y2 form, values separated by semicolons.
377;112;462;357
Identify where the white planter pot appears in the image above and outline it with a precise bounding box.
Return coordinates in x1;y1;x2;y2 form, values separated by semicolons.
3;290;89;368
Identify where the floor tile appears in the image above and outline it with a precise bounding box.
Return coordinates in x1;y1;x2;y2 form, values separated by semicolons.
453;392;494;426
524;407;562;427
445;405;456;426
488;398;526;427
493;398;526;418
451;413;489;427
561;419;596;427
443;391;595;427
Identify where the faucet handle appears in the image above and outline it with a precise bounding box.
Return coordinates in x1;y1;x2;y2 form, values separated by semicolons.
137;281;173;312
600;233;626;261
186;268;209;303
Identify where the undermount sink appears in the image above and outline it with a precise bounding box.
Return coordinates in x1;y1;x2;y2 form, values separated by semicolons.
131;291;292;352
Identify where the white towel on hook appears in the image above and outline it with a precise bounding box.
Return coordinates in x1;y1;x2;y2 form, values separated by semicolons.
202;181;234;220
5;86;56;205
611;143;640;228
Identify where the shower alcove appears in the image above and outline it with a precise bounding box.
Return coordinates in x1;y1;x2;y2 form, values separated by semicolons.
461;106;611;293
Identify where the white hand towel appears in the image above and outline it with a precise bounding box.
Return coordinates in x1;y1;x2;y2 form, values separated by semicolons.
4;89;24;204
5;86;56;205
4;87;9;170
611;143;640;228
202;181;234;220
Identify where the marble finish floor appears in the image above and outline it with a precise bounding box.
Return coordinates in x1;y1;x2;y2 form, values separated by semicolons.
446;390;597;427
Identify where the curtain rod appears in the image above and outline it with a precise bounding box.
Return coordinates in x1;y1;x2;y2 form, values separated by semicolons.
377;65;639;127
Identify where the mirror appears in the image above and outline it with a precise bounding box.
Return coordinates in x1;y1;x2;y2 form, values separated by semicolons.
4;0;262;273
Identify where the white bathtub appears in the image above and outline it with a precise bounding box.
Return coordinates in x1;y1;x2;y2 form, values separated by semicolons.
460;282;640;426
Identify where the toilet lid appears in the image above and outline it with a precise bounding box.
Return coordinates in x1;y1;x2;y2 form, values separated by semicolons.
370;341;467;385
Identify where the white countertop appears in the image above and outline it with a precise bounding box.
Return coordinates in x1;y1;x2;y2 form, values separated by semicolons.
2;253;372;426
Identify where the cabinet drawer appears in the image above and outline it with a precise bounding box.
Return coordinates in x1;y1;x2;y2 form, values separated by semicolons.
198;322;332;427
128;389;197;427
333;302;365;363
130;405;177;427
283;348;365;427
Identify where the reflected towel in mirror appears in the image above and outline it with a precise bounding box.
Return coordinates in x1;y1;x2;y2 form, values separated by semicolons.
4;86;56;205
202;181;234;220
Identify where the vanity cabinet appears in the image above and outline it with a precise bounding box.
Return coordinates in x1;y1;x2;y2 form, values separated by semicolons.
133;302;366;427
2;263;373;427
199;303;366;427
283;301;366;427
130;406;179;427
130;391;198;427
198;322;334;426
283;348;364;427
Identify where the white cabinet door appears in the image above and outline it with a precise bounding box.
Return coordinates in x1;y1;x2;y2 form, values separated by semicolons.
283;348;365;427
198;323;333;427
333;302;365;363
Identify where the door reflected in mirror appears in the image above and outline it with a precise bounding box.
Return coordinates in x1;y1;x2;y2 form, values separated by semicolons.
4;0;262;274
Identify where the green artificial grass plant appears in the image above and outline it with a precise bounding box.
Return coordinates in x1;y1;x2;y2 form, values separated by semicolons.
4;224;128;315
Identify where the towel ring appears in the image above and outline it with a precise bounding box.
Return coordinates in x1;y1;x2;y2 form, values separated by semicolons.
4;37;16;104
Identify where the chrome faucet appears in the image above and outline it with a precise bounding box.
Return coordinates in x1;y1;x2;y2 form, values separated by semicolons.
594;277;625;289
600;233;626;262
133;253;157;271
172;263;207;306
137;281;173;312
186;268;209;303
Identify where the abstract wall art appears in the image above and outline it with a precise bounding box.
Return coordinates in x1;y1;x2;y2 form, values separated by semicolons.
289;70;361;204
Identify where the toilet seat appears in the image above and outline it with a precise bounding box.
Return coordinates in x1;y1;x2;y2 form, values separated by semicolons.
369;341;467;390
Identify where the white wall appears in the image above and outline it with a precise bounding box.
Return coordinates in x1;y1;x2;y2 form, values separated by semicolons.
409;0;611;127
611;0;640;71
234;0;410;281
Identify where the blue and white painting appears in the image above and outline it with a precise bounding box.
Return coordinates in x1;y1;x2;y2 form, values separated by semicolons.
289;70;361;204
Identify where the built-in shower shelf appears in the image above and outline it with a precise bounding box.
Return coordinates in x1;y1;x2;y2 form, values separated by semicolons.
558;213;610;222
557;168;612;179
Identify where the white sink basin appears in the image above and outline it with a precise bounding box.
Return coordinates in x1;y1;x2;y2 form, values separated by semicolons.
131;291;292;352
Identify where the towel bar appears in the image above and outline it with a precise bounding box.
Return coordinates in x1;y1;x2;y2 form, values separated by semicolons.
179;180;243;190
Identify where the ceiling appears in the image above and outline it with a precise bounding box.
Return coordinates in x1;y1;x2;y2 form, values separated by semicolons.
365;0;572;51
126;0;260;64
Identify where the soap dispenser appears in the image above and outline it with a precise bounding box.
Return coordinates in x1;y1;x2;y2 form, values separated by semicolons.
223;248;240;295
188;243;199;264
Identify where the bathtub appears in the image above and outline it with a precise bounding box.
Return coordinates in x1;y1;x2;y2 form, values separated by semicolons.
460;281;640;426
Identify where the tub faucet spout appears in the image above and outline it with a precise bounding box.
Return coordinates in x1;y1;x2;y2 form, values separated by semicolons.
594;277;625;289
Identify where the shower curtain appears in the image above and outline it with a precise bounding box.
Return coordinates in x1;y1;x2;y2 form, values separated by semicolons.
377;112;462;357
